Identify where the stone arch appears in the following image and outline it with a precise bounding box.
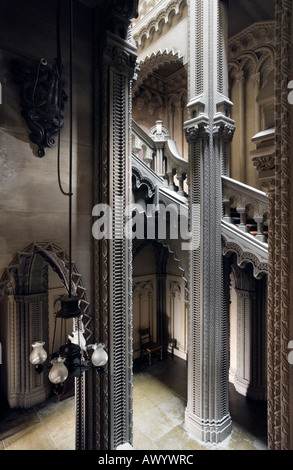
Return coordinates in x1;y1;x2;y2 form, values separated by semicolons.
228;254;267;401
0;241;91;338
222;237;268;280
133;238;188;359
0;242;92;410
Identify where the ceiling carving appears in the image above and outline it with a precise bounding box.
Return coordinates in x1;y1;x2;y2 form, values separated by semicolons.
227;0;275;38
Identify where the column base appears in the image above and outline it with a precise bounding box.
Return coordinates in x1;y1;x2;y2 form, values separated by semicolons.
185;408;232;444
234;375;249;397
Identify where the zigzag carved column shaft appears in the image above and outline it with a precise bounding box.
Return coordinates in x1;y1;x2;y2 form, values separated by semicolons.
184;0;235;444
85;4;138;451
267;0;292;450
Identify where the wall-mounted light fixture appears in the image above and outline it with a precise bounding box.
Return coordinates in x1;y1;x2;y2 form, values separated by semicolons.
14;55;67;158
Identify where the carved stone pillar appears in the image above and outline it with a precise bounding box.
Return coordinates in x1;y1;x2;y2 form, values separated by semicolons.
184;0;235;444
80;1;139;451
266;0;292;450
9;293;50;408
234;288;254;397
252;73;261;134
236;71;247;183
251;0;293;450
230;265;267;402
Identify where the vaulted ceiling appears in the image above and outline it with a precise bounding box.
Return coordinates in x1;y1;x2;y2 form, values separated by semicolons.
228;0;275;37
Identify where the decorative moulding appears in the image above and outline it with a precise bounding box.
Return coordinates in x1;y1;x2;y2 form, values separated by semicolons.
228;21;275;57
132;0;187;46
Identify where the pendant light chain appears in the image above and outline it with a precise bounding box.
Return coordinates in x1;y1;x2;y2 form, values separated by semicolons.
29;0;108;388
68;0;73;299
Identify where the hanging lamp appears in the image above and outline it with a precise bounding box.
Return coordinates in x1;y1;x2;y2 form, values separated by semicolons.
29;0;108;389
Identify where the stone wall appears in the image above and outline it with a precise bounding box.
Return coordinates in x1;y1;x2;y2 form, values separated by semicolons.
0;0;94;298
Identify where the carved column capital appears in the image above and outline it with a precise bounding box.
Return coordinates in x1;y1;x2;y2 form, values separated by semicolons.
213;120;236;142
184;119;209;143
104;33;138;79
235;70;246;83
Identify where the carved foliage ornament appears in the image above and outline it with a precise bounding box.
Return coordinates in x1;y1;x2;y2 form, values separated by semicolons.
14;58;67;157
184;122;209;143
252;154;275;172
213;123;236;142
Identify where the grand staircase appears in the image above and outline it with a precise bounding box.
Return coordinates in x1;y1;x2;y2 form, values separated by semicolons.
131;120;268;277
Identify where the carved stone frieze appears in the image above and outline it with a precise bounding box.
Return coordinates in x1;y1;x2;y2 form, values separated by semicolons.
133;49;185;90
266;0;291;451
132;166;156;199
228;22;275;83
132;0;187;46
252;153;275;172
223;237;268;279
260;178;276;195
228;22;275;58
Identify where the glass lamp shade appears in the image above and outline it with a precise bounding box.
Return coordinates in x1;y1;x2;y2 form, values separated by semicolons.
29;341;47;365
91;343;108;367
48;356;68;384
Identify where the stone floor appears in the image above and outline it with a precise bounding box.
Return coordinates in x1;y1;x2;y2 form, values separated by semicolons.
132;355;267;451
0;355;268;451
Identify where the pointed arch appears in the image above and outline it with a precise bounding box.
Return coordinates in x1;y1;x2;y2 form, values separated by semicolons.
0;242;92;339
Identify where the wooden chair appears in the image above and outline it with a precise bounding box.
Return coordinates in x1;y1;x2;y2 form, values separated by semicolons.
139;327;163;366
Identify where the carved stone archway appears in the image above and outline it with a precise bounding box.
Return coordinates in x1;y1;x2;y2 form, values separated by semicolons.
0;242;91;449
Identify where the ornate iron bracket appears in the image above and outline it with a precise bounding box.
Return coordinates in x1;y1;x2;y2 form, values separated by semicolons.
14;57;67;157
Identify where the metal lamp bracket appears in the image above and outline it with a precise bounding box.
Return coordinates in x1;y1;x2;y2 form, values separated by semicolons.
14;57;67;157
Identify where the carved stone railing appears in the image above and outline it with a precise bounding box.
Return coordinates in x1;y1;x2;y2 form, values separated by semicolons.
132;119;188;196
222;175;268;243
221;175;269;278
132;120;268;277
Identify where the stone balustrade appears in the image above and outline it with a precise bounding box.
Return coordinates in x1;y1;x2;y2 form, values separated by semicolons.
132;119;188;196
222;175;268;243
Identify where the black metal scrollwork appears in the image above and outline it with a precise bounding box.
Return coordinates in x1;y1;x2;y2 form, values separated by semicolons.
14;57;67;157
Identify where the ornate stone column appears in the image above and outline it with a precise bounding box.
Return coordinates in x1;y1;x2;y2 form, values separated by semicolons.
79;1;139;451
236;71;247;183
8;293;50;409
251;0;293;449
252;73;261;134
184;0;235;444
